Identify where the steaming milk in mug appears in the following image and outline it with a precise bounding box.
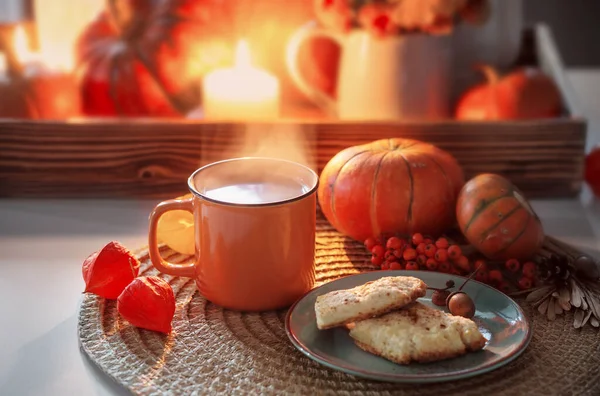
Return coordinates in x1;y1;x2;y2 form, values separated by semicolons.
204;180;309;205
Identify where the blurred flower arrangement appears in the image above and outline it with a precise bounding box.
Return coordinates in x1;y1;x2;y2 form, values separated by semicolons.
314;0;491;37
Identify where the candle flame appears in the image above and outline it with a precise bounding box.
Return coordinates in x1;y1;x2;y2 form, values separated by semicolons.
13;26;33;64
235;40;253;70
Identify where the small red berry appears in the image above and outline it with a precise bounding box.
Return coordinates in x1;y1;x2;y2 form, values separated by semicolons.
405;261;419;271
423;238;433;245
371;255;383;266
450;268;462;275
424;244;437;258
371;245;385;258
393;248;404;258
417;254;427;265
364;237;377;251
455;255;470;272
389;261;403;270
416;242;427;255
426;258;438;271
438;261;451;273
412;233;424;246
435;248;448;263
488;270;503;285
386;236;404;250
381;262;390;270
403;248;417;261
475;270;489;283
522;261;536;279
517;276;533;290
384;249;395;260
448;245;462;260
505;259;521;273
474;259;488;272
435;238;449;249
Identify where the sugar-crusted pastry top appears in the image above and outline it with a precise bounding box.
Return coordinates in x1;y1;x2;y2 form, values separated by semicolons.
349;302;487;365
314;276;427;330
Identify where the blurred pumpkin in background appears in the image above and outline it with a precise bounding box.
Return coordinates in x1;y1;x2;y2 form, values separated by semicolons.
76;0;236;117
455;65;562;120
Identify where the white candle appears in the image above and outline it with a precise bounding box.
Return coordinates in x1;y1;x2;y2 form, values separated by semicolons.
202;40;280;120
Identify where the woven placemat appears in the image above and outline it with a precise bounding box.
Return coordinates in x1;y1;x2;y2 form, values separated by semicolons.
78;216;600;396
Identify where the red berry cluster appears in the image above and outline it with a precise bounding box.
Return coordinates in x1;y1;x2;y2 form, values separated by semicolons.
365;233;472;275
364;234;538;293
462;258;538;293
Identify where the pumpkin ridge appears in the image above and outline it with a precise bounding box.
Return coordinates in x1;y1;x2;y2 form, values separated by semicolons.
493;211;532;257
421;151;452;206
397;151;415;230
330;149;372;233
370;151;391;239
132;46;186;114
477;203;523;244
463;189;514;234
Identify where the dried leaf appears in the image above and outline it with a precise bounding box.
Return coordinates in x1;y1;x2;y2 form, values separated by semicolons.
554;299;563;315
582;297;589;311
583;289;600;319
574;309;585;328
552;291;560;298
582;310;593;327
526;286;553;304
591;316;599;328
559;299;571;311
570;278;582;308
559;287;570;303
547;298;557;321
538;298;550;315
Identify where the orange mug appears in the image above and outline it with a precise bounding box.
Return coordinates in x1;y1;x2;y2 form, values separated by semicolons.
148;157;319;311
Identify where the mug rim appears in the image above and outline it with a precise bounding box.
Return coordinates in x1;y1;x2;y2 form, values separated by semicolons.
187;157;319;208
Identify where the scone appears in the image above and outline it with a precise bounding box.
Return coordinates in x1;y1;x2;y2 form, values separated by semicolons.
348;301;487;364
314;276;427;330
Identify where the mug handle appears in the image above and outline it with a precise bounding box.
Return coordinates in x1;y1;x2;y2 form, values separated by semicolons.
148;197;197;277
286;20;342;117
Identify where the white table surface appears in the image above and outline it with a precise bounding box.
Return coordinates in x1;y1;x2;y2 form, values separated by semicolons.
1;69;600;396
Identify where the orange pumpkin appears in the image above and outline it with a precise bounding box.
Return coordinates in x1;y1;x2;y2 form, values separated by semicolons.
318;138;465;242
456;174;545;261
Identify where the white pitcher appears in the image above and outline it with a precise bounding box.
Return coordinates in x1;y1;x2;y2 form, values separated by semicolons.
286;21;452;121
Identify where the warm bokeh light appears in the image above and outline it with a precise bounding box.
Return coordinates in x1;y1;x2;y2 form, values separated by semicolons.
235;40;253;70
12;26;32;64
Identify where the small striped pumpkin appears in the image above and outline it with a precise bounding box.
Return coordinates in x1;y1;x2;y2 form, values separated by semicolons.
318;138;465;242
456;174;545;261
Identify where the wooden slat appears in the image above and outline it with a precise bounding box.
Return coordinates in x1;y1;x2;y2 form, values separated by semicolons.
0;116;586;199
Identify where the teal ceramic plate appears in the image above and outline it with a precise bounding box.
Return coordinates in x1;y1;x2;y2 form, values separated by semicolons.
285;270;531;384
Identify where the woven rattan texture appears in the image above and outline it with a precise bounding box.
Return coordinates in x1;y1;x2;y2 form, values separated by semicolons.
78;217;600;396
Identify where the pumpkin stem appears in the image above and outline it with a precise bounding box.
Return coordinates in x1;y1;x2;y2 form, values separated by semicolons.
474;63;501;86
474;63;501;120
106;0;149;40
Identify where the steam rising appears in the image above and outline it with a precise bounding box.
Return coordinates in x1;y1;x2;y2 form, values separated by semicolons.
233;123;316;171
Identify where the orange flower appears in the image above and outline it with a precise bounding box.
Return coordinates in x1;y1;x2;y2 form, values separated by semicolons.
358;3;398;38
314;0;353;33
